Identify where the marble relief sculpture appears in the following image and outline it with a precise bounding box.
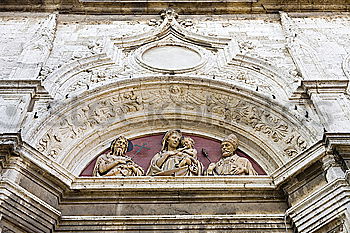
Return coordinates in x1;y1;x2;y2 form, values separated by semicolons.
146;130;204;176
93;135;144;176
93;131;258;177
206;134;258;175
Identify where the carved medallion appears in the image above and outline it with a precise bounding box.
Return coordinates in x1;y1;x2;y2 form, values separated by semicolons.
136;43;205;73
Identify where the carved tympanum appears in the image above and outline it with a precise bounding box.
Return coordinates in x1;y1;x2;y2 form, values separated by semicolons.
146;129;204;176
206;133;258;175
93;135;144;176
36;84;310;160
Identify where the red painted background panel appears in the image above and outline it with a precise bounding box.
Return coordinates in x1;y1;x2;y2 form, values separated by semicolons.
80;133;266;176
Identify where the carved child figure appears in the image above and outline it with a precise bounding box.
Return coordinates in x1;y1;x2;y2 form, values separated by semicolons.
93;135;144;177
147;130;203;176
177;137;198;167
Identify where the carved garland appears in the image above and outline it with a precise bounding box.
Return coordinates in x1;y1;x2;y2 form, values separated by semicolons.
37;85;308;158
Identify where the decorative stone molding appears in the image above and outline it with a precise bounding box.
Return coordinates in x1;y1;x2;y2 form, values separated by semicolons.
0;133;22;150
290;80;349;100
0;133;22;169
39;11;300;103
42;54;113;99
1;0;348;14
72;175;274;190
0;178;61;232
56;214;290;232
135;41;206;74
22;77;322;176
104;8;239;75
286;177;350;233
325;133;350;156
272;140;325;186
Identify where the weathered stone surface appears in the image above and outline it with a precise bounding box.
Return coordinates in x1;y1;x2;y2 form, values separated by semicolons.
0;8;350;233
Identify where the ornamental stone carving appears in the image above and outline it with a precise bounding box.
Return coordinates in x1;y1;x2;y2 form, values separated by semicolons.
35;83;311;159
93;135;144;176
146;130;204;176
29;79;321;172
206;134;258;176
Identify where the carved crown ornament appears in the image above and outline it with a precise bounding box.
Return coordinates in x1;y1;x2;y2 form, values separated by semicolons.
23;78;323;175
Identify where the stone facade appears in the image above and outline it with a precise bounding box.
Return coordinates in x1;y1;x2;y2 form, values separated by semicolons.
0;4;350;232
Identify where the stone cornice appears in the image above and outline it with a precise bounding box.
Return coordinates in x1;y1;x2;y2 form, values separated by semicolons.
18;141;76;187
290;80;349;100
286;177;350;232
71;176;275;191
0;0;348;14
0;80;51;99
0;178;61;232
0;133;22;149
325;132;350;156
272;140;325;186
58;214;290;231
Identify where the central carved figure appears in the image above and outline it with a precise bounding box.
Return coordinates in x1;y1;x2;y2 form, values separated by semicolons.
146;129;204;176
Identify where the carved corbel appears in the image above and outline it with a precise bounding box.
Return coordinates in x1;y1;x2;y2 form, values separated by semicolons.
0;133;22;170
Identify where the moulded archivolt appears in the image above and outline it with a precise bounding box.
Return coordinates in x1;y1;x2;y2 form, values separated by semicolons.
25;76;323;176
135;41;206;74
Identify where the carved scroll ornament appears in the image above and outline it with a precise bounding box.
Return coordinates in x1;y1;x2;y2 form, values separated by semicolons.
36;84;309;159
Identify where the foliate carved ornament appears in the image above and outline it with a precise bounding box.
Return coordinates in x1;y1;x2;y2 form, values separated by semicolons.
35;83;311;160
207;93;307;156
67;66;123;93
37;91;141;158
43;9;294;102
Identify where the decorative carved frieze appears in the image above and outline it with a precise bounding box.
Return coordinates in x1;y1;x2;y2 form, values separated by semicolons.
34;82;313;160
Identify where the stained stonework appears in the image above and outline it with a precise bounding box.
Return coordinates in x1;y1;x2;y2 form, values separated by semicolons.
0;6;350;233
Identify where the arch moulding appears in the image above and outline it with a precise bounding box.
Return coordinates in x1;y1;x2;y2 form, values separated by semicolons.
23;75;322;177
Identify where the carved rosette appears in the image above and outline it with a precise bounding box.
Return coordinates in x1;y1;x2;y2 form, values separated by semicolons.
34;82;312;160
